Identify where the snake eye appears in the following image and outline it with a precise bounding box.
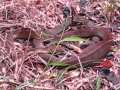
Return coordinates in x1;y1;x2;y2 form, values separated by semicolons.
80;44;89;49
43;40;51;46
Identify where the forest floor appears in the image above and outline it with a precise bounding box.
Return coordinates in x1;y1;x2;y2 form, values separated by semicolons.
0;0;120;90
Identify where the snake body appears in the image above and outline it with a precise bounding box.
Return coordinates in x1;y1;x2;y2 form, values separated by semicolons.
13;16;113;66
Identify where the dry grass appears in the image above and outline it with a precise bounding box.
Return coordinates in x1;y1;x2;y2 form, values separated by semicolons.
0;0;119;90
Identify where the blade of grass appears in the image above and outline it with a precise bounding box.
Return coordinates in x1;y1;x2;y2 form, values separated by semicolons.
48;61;69;67
96;77;101;90
60;35;86;42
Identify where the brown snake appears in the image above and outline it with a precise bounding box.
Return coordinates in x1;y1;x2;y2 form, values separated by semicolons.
12;14;113;66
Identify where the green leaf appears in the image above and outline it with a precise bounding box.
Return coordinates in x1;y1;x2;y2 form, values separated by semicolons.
48;61;69;67
60;35;86;42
